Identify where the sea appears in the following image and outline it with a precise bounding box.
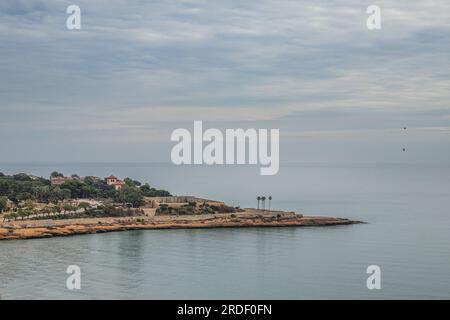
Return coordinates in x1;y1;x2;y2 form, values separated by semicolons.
0;162;449;299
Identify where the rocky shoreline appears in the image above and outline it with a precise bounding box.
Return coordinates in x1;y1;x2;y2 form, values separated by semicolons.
0;209;363;241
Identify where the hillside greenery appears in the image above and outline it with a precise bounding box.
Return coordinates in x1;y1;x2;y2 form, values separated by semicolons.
0;171;171;209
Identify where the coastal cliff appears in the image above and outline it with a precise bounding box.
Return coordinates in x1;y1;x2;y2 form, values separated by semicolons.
0;209;362;241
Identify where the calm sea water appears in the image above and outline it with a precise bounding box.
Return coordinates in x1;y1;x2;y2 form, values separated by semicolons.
1;162;450;299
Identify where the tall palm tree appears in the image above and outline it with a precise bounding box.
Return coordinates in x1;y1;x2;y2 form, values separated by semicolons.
268;196;272;211
257;196;261;210
261;196;266;210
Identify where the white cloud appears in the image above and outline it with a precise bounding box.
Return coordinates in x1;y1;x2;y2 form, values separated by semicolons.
1;0;450;161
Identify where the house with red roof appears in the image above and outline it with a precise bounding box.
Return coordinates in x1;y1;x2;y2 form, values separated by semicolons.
105;175;125;190
50;176;72;185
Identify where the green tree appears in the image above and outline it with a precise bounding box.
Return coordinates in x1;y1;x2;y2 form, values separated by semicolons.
115;186;144;208
17;209;25;220
22;209;33;220
13;173;32;181
34;186;51;203
41;207;51;217
123;178;142;187
140;183;171;197
51;171;64;178
24;199;35;210
124;178;135;187
140;183;151;194
61;180;84;198
49;187;63;204
17;192;33;201
0;196;8;212
61;188;72;201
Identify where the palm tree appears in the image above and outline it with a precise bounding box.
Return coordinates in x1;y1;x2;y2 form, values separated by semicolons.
268;196;272;211
257;196;261;210
261;196;266;210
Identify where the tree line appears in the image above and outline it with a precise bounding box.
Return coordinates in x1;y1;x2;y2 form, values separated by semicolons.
0;171;171;211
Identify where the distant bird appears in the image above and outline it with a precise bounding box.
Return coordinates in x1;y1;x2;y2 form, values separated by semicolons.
403;127;407;130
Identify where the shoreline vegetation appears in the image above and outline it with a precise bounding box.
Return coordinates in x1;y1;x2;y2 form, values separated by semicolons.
0;172;362;241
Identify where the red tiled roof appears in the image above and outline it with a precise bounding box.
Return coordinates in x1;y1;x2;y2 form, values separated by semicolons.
106;175;118;179
50;176;72;185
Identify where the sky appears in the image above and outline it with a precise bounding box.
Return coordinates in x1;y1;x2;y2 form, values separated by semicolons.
1;0;450;164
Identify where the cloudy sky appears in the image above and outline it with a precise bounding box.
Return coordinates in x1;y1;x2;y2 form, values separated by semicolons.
1;0;449;164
